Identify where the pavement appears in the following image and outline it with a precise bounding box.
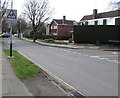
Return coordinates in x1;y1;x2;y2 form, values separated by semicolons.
0;39;69;97
22;38;120;51
1;44;32;96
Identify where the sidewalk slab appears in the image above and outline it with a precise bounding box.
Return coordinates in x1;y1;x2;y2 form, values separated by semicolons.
22;38;100;49
0;39;2;97
2;50;32;96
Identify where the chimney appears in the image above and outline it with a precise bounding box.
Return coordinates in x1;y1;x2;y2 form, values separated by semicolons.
62;16;66;24
93;9;97;19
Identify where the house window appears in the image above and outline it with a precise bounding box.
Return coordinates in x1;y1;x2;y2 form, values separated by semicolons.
107;18;114;25
115;18;120;25
51;26;54;29
91;21;94;25
88;21;94;25
98;20;103;25
103;19;107;25
51;26;57;29
54;26;57;29
94;21;98;25
85;22;88;25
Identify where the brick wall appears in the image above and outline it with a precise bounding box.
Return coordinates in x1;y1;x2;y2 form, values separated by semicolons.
57;25;73;35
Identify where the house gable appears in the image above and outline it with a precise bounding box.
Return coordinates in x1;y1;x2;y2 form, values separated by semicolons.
80;9;120;25
81;10;120;21
47;16;75;35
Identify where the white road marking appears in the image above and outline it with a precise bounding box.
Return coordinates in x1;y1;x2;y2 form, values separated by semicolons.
62;49;118;64
73;52;77;54
64;50;67;52
67;51;71;53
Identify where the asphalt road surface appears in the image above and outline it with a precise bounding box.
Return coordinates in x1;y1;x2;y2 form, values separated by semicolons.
3;38;119;96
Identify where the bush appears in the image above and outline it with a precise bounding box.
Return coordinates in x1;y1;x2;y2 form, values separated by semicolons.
39;35;72;40
23;32;31;38
44;38;54;43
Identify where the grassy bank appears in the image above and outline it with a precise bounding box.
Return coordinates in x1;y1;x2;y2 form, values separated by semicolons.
3;49;40;79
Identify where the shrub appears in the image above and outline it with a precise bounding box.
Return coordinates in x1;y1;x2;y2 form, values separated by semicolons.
39;35;72;40
44;38;54;43
23;32;31;38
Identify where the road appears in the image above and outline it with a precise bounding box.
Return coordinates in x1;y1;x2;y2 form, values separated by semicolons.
3;38;119;96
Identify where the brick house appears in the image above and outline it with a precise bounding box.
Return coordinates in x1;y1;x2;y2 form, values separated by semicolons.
46;16;75;35
79;9;120;25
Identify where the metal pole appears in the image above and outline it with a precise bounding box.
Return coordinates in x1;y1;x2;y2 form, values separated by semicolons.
10;24;12;57
20;20;21;38
10;0;13;57
0;0;2;34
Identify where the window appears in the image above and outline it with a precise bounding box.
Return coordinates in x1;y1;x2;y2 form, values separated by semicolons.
107;18;114;25
51;26;54;29
115;18;120;25
103;19;106;25
98;20;103;25
51;26;57;29
88;21;94;25
54;26;57;29
94;21;98;25
85;22;88;25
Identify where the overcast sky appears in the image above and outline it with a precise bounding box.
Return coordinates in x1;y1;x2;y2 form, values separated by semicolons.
4;0;118;21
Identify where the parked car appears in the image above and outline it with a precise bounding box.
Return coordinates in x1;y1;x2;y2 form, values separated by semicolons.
14;34;18;37
2;33;10;38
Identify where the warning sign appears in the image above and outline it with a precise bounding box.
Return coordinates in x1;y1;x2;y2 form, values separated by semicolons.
7;10;17;19
6;9;17;23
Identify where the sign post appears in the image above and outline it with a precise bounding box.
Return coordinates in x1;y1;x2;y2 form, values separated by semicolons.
6;0;17;57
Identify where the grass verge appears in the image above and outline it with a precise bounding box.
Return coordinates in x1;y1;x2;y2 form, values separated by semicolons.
3;49;40;79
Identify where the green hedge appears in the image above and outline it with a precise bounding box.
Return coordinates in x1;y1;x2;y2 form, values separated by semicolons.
23;31;71;40
23;32;31;38
74;25;119;44
39;35;71;40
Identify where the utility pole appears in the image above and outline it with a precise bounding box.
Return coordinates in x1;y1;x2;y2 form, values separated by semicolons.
0;0;2;34
10;0;13;57
6;0;17;57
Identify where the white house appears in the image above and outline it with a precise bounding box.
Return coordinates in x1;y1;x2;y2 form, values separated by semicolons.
79;9;120;25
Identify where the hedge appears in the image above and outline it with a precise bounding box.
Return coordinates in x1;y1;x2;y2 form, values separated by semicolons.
74;25;119;44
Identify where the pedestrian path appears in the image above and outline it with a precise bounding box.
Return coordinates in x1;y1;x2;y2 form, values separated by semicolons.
0;39;2;98
22;37;120;51
1;44;32;96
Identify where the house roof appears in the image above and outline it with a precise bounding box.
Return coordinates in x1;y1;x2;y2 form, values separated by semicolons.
53;19;75;25
80;10;120;21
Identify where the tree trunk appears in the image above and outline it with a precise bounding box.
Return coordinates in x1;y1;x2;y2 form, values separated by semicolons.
33;31;36;42
32;20;36;42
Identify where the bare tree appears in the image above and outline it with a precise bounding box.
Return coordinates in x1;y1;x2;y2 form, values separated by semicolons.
23;0;53;42
0;0;9;33
108;0;120;10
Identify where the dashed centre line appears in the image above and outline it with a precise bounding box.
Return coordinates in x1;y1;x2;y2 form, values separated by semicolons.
62;49;118;64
